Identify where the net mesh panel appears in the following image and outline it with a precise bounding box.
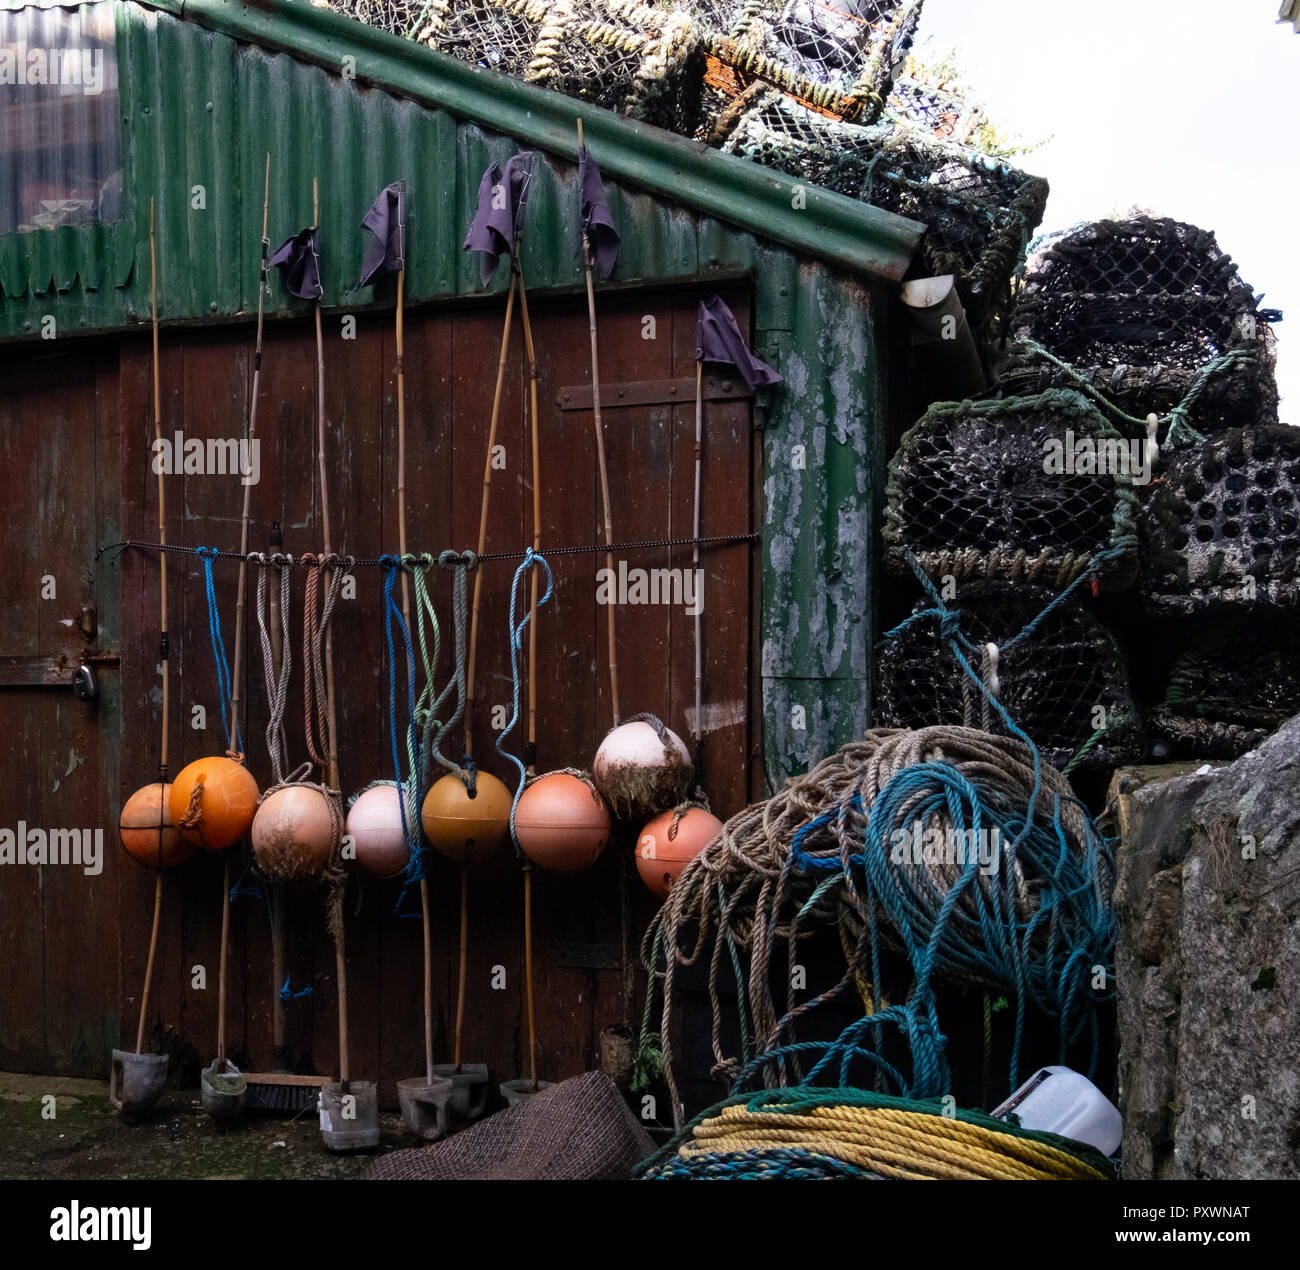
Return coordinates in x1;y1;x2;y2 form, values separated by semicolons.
1149;615;1300;760
1141;424;1300;615
716;95;1047;354
883;390;1140;591
875;582;1145;771
1005;216;1278;437
699;0;924;125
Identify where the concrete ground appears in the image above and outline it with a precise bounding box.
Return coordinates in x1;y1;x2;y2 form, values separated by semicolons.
0;1071;407;1180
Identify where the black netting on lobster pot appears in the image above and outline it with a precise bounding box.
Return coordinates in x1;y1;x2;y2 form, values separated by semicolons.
1149;615;1300;760
717;96;1046;356
1006;216;1277;437
883;389;1140;592
875;582;1145;771
1141;424;1300;614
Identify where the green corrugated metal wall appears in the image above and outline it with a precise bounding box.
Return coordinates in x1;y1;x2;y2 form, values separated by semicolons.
0;0;905;785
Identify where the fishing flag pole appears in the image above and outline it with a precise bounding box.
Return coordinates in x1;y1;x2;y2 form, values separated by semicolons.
576;118;621;726
137;196;167;1056
456;151;535;1075
270;181;350;1093
360;180;435;1084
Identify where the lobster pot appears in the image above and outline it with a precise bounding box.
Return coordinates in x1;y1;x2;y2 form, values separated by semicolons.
1006;217;1278;437
1149;615;1300;760
405;0;705;134
698;0;924;128
1140;425;1300;615
875;582;1145;771
717;95;1046;359
883;390;1140;592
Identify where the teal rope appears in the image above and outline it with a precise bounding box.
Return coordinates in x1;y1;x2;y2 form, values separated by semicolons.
496;549;554;856
1015;339;1252;446
196;545;242;754
381;556;427;916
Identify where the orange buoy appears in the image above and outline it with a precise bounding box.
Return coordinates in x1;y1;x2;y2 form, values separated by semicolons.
119;782;197;870
593;719;694;821
421;771;511;866
346;784;410;879
251;784;337;881
514;772;611;874
635;807;723;900
168;756;259;851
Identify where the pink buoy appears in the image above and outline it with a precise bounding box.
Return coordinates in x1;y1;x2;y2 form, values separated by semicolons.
346;784;411;879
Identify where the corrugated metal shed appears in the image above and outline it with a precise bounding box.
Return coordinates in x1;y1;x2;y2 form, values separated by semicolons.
0;0;923;783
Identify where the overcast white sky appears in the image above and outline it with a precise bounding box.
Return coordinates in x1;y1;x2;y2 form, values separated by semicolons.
914;0;1297;415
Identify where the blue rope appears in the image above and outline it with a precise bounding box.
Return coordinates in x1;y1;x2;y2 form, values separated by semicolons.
495;549;554;855
279;976;313;1002
380;556;427;917
196;545;243;754
730;545;1119;1101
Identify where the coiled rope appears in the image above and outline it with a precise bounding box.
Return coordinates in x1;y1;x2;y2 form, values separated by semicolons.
636;1086;1113;1181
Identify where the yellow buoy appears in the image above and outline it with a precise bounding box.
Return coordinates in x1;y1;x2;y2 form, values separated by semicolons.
421;771;511;866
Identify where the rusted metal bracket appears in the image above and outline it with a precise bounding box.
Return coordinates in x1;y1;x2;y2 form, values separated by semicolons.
0;650;120;688
556;375;752;412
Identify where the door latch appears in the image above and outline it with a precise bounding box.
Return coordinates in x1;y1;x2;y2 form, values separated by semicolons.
72;663;97;702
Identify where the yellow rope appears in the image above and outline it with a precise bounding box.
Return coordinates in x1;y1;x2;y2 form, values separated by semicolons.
675;1103;1107;1181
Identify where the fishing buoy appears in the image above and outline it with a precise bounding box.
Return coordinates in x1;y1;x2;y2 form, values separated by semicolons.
251;784;337;881
346;784;410;879
119;782;196;869
421;771;512;866
636;807;723;900
593;718;693;821
169;757;259;850
514;773;611;874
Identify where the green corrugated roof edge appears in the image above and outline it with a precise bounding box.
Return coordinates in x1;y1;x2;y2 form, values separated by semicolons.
134;0;922;283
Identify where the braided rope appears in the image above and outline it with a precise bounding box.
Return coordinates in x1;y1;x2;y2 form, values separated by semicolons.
300;553;349;778
250;552;294;784
496;549;555;855
636;1086;1113;1181
421;550;476;786
380;556;428;914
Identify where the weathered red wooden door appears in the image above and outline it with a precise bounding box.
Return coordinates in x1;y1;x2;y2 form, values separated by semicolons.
0;342;125;1076
0;282;760;1094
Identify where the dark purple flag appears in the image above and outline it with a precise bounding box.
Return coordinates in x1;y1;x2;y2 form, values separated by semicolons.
269;227;322;301
463;152;534;287
360;180;406;286
696;295;782;389
578;146;619;280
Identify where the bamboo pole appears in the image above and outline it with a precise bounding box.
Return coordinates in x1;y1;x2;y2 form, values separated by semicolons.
464;270;519;757
217;856;231;1062
394;253;435;1088
227;153;270;758
268;524;288;1069
136;876;162;1055
453;865;469;1071
515;251;542;1090
576;119;620;726
312;177;350;1091
137;197;166;1056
